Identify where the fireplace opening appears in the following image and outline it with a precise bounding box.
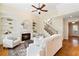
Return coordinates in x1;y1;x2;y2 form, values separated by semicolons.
22;33;31;41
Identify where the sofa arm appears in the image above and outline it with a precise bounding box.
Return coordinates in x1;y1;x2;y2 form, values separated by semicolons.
3;39;13;48
44;34;62;56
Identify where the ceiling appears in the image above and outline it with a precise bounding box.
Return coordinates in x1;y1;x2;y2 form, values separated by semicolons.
1;3;79;18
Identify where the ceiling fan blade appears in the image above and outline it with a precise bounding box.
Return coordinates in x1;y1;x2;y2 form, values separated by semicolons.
41;10;48;12
32;5;38;9
32;10;37;12
40;4;46;9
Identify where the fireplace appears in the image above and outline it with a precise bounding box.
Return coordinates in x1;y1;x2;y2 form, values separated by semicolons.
22;33;31;41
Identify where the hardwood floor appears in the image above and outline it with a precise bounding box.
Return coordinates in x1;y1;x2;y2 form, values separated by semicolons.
55;36;79;56
0;45;8;56
1;36;79;56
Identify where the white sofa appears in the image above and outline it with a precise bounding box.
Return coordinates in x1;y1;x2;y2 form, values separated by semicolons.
27;34;63;56
3;36;21;48
43;34;63;56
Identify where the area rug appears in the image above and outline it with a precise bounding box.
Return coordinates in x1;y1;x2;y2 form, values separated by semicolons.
8;42;29;56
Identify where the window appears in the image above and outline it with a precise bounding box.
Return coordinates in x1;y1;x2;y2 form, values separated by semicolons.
73;24;78;31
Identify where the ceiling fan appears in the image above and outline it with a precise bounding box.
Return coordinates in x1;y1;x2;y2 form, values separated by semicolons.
32;3;48;14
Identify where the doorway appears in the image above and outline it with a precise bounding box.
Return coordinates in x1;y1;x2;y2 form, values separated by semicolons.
68;21;79;38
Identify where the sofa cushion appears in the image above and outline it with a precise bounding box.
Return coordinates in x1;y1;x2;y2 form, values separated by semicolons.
7;37;17;41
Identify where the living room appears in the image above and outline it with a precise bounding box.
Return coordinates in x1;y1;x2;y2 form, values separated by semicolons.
0;3;79;56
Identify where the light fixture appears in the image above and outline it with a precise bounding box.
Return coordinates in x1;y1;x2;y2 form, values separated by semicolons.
37;10;40;12
72;22;75;24
37;10;41;14
70;16;72;18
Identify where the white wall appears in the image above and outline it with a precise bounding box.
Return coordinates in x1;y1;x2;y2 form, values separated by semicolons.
0;4;33;44
0;15;2;44
50;16;64;35
0;4;3;44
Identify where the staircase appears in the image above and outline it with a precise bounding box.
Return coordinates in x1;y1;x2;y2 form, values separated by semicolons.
44;17;58;35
